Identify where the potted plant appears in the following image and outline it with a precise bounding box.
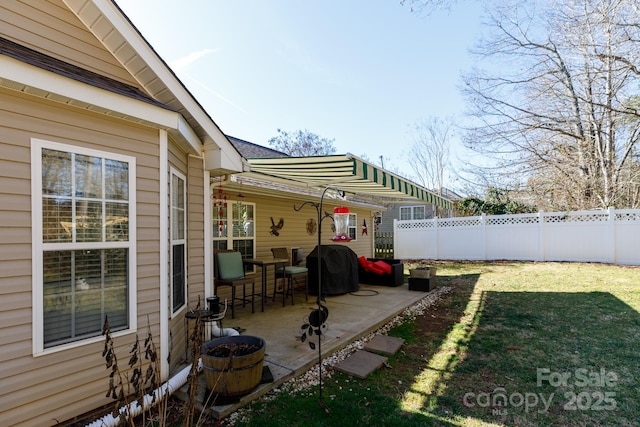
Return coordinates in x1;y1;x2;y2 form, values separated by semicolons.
200;335;266;398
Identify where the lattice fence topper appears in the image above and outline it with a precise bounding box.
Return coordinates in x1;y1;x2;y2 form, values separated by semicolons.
486;215;539;225
438;218;483;227
396;221;434;230
396;208;640;230
616;211;640;221
544;211;610;223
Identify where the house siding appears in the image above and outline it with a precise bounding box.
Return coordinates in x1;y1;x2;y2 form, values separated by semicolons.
0;87;162;426
378;204;399;234
0;0;140;87
378;203;436;234
166;144;207;371
186;155;205;310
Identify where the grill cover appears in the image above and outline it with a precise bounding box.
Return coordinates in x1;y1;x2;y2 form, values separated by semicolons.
306;244;359;296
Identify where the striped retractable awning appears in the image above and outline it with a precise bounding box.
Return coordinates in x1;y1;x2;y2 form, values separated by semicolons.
246;154;453;209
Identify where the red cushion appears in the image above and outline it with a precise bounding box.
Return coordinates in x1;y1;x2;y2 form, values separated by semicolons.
373;260;392;275
368;262;385;275
358;256;370;271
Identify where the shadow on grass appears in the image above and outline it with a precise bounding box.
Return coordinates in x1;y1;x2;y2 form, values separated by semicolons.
234;274;482;427
425;290;640;426
230;266;640;426
365;273;482;426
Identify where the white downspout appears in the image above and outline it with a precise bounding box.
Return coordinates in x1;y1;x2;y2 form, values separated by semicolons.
159;130;169;379
204;170;212;301
84;327;238;426
211;321;239;338
85;360;202;427
85;326;237;426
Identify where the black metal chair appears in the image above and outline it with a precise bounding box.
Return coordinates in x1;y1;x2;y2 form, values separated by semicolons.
271;247;308;306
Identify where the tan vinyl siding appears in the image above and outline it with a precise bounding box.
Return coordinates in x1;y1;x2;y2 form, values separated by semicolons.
251;193;374;260
1;0;140;87
168;141;188;173
167;142;207;371
187;155;205;305
183;157;205;366
0;87;161;426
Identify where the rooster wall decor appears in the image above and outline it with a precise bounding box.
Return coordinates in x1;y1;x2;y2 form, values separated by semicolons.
270;217;284;236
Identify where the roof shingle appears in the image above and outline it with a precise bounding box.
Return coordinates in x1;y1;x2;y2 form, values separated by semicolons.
0;36;170;110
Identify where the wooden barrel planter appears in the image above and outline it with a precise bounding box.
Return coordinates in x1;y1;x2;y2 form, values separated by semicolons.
201;335;266;398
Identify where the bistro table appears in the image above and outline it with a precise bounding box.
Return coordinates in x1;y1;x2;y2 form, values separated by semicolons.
243;257;288;311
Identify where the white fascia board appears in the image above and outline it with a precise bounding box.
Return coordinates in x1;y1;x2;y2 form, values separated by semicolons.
175;114;201;154
203;137;246;172
0;55;174;124
0;55;201;148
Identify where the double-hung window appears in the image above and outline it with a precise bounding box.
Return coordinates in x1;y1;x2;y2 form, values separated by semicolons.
347;213;357;241
171;169;186;314
32;139;136;353
400;205;426;220
212;199;255;259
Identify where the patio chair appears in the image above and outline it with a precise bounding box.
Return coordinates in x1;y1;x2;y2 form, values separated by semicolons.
271;247;308;306
214;250;255;318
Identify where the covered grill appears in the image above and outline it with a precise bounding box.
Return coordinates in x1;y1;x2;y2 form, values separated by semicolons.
306;244;359;296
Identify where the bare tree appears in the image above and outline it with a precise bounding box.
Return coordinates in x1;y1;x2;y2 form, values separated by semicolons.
407;116;454;195
358;153;403;176
268;129;336;156
460;0;640;209
400;0;461;14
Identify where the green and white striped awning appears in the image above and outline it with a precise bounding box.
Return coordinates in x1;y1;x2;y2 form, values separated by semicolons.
246;154;453;209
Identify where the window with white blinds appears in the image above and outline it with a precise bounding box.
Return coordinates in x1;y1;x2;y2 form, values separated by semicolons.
32;139;135;352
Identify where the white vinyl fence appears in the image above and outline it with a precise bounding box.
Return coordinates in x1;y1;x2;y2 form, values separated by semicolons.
394;208;640;266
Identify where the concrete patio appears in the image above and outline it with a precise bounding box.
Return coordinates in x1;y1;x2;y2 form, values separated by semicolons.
175;282;434;420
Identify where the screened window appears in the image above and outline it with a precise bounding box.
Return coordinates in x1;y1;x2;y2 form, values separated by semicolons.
171;170;186;314
34;139;135;351
400;205;426;220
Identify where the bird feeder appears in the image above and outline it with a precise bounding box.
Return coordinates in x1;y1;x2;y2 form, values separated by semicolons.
331;206;351;242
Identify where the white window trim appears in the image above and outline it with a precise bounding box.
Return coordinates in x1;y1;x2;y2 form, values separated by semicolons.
400;205;426;220
31;138;137;356
170;168;187;317
211;198;256;256
348;212;358;241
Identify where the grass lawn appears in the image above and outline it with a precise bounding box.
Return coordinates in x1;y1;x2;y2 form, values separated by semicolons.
224;261;640;427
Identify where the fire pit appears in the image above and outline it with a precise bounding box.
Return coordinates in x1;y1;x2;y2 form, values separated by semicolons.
200;335;266;398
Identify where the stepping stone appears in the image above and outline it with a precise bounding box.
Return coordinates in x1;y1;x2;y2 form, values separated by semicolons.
364;335;405;356
333;350;387;379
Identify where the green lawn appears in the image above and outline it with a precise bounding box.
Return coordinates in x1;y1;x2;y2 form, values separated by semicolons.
219;261;640;427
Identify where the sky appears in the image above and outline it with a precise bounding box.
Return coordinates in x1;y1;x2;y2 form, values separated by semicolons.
115;0;485;190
